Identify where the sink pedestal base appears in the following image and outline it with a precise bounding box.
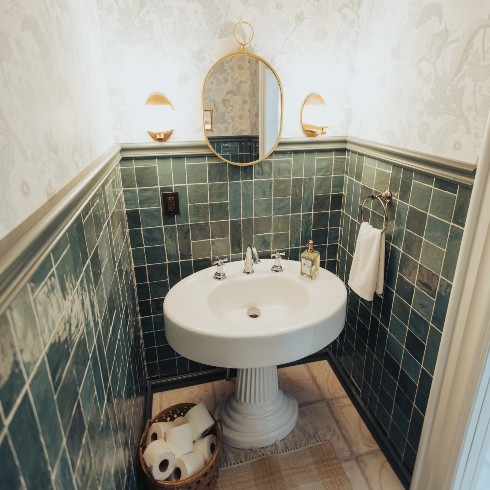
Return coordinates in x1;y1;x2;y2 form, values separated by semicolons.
215;366;298;448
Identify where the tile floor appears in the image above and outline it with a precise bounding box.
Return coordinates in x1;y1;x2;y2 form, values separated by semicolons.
152;360;404;489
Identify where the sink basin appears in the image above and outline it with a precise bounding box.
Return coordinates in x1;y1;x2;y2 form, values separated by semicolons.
164;259;347;369
163;258;347;448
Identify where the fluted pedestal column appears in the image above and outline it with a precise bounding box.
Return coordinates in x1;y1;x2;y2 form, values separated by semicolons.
215;366;298;448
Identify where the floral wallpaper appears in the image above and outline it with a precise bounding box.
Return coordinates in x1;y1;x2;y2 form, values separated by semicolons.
1;0;489;239
204;55;260;136
97;0;490;164
0;0;114;239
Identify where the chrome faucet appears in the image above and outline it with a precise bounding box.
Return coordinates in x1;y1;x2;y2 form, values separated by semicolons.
243;244;260;274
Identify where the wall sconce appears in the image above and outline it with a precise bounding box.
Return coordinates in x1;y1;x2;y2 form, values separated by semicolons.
145;92;176;142
301;93;329;137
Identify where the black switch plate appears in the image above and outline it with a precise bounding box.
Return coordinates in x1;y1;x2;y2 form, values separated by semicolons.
161;192;180;216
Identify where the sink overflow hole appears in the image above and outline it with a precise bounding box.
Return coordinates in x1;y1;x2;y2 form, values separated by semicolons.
247;307;261;318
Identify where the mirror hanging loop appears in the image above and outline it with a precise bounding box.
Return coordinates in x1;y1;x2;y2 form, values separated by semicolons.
233;19;254;51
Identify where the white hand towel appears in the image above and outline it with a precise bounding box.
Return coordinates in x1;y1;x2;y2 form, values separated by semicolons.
348;222;385;301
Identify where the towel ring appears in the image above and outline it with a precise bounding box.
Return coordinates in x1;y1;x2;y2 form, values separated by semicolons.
360;190;392;232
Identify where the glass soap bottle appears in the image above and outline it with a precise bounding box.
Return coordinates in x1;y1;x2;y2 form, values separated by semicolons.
300;239;320;279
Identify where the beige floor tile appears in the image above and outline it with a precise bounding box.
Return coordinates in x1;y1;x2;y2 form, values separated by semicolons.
341;459;370;490
308;360;348;401
278;364;323;405
356;451;404;490
299;401;353;460
329;397;378;456
212;379;236;410
152;381;216;417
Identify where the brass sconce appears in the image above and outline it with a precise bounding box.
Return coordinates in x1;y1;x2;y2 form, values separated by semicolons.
145;92;175;142
301;93;329;137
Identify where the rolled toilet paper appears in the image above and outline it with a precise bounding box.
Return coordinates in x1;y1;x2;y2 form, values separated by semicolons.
165;423;194;457
185;402;215;441
173;416;185;426
193;434;217;464
172;451;205;481
143;440;175;481
146;421;176;446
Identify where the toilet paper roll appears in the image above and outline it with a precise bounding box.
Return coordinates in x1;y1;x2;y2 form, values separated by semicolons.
165;423;194;457
146;421;176;446
173;416;185;426
143;440;176;481
185;402;215;441
193;434;217;464
172;451;205;481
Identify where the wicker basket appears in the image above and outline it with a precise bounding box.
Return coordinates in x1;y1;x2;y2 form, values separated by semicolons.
139;403;222;490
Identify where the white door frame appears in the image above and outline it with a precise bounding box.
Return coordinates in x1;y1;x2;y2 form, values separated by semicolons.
411;115;490;489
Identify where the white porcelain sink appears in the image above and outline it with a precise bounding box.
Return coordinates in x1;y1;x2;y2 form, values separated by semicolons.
163;258;347;448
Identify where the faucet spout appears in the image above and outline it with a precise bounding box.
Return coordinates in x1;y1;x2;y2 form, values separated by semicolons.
243;244;260;274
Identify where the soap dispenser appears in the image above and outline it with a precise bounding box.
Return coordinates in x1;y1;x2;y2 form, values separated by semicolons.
300;240;320;279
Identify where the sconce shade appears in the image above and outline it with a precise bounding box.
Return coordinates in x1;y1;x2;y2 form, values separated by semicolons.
145;93;176;142
301;93;328;137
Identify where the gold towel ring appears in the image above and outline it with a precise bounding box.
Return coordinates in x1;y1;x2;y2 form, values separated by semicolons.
360;190;392;232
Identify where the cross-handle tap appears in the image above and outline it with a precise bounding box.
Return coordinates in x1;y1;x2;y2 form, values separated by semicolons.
271;250;285;272
213;256;228;280
243;244;260;274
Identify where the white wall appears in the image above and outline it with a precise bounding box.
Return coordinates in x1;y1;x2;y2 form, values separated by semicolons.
0;0;114;239
97;0;490;164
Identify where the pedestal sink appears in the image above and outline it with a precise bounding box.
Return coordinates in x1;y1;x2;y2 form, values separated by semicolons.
163;259;347;448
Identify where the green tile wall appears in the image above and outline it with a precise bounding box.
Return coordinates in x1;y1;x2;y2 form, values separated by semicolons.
0;166;146;489
333;151;471;479
121;150;345;379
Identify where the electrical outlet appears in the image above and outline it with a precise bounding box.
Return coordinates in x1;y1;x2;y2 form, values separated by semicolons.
162;192;180;216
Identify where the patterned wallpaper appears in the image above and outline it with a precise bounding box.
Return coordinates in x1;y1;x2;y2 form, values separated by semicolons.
0;0;114;240
98;0;490;163
204;55;259;136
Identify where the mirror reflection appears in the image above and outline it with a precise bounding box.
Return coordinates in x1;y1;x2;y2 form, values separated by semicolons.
203;53;282;165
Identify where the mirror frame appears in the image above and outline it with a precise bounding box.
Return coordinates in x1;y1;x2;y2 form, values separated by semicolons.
202;51;284;166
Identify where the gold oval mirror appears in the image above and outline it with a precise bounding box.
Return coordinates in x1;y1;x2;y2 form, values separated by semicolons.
202;27;283;166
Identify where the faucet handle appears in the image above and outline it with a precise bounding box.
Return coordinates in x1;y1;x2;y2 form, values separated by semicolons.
213;256;228;280
213;256;228;266
271;250;285;272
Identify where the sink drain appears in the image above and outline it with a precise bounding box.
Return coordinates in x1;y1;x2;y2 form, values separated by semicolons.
247;307;261;318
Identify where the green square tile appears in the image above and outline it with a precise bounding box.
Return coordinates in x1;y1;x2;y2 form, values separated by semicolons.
429;188;455;222
273;197;290;215
410;181;432;212
412;288;434;322
241;180;253;219
453;186;471;227
123;189;138;209
172;157;187;184
211;238;230;257
254;160;272;179
164;225;179;261
414;172;434;185
208;161;228;182
315;157;333;176
273;179;292;197
424;215;450;249
273;215;290;233
254;233;272;251
186;163;207;183
190;222;210;241
119;158;133;168
334;155;346;175
140;208;162;228
210;202;229;221
406;206;427;237
189;203;209;223
209;182;228;202
254;217;272;235
174;185;189;224
157;157;173;186
188;184;208;204
292;152;304;177
143;227;164;246
229;182;241;219
374;169;391;193
441;225;463;282
254;198;272;217
304;152;315;176
254;180;272;199
315;176;332;195
138;187;160;208
135;166;157;187
120;167;136;188
273;159;292;178
272;232;289;249
361;164;375;188
332;175;344;193
420;240;444;274
403;230;423;261
211;221;229;239
192;240;211;259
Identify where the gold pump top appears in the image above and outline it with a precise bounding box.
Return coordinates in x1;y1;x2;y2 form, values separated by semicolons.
306;240;315;252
